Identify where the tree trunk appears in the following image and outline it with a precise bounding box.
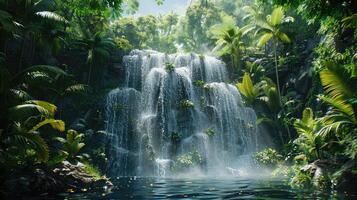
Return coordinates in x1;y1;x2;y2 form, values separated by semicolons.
274;39;281;101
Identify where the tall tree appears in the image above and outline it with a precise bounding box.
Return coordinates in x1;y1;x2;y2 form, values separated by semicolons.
248;6;294;100
210;15;252;72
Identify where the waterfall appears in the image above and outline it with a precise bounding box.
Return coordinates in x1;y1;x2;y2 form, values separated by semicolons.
105;50;258;177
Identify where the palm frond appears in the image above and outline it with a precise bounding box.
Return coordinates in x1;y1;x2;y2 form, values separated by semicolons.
63;84;88;96
12;65;67;85
320;61;354;99
26;100;57;117
35;11;68;23
8;89;32;102
257;32;273;47
277;31;291;43
318;95;356;124
30;119;65;132
8;104;51;121
270;7;284;26
24;71;54;85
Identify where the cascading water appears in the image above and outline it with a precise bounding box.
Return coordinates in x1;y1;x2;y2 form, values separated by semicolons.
105;50;258;177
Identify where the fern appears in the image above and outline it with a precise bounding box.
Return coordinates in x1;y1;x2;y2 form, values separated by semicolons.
12;123;49;162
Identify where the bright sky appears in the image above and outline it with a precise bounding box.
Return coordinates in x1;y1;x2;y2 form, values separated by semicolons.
134;0;191;16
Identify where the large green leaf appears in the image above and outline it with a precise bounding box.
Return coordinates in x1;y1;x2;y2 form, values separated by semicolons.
257;33;273;47
26;100;57;117
30;119;65;132
277;32;291;43
270;7;284;26
302;107;314;124
8;104;51;121
318;95;356;124
320;61;354;99
35;11;68;23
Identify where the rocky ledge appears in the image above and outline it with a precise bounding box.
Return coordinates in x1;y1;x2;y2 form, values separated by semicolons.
1;161;112;198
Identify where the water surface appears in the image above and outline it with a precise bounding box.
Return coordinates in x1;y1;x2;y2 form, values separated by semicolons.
52;177;352;199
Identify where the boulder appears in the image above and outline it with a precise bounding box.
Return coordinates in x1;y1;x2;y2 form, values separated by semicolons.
300;160;331;188
2;161;112;198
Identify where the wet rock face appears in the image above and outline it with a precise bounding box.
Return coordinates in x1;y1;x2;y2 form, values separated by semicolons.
2;161;112;198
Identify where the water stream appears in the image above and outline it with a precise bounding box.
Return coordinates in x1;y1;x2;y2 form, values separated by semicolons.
105;50;259;177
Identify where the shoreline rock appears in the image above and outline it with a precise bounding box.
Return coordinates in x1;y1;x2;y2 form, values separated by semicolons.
1;161;112;198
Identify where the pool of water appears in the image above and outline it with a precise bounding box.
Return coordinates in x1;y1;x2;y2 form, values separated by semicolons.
50;176;354;199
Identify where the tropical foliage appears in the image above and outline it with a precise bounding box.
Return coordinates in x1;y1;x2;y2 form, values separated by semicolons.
0;0;357;196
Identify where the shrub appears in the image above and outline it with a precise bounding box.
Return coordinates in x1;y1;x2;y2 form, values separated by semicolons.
165;62;175;72
83;162;103;180
253;148;283;168
171;132;182;143
205;128;215;137
194;80;205;88
180;99;194;109
174;151;203;171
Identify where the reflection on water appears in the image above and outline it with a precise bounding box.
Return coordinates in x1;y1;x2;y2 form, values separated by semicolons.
51;177;353;199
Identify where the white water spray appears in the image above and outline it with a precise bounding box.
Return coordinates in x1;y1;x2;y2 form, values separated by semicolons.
105;50;259;177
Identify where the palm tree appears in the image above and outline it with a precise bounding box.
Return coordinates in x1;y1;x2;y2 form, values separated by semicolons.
1;0;67;69
210;15;253;72
74;32;115;85
246;6;294;100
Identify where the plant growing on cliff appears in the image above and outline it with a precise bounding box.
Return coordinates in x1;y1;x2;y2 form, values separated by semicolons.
180;99;194;109
205;128;215;137
175;151;204;171
165;62;175;72
194;80;205;88
171;132;182;143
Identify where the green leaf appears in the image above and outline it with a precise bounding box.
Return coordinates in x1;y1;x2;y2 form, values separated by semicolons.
277;32;291;43
64;84;88;95
270;7;284;26
318;95;356;123
9;104;51;121
26;100;57;117
30;119;65;132
320;61;354;99
302;108;314;124
35;11;68;23
257;33;273;47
